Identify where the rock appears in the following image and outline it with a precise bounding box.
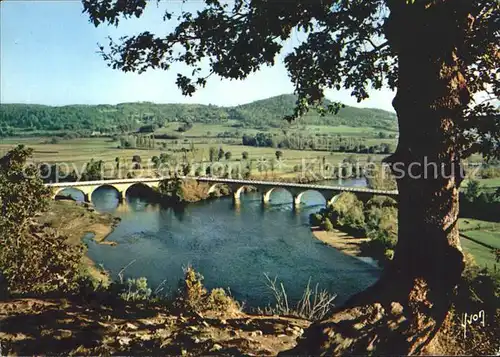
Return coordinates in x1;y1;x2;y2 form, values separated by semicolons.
220;319;227;325
228;330;238;337
118;336;131;346
202;321;210;328
59;329;72;339
250;330;263;337
211;343;223;352
390;302;403;316
285;327;299;336
125;322;138;330
188;325;198;332
353;323;365;330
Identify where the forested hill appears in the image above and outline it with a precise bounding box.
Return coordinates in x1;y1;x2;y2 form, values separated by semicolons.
230;94;397;129
0;94;397;136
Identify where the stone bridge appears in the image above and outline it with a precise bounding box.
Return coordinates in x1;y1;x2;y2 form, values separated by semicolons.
46;177;398;208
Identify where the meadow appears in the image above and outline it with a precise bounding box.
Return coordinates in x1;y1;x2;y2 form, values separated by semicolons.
0;136;383;179
459;218;500;270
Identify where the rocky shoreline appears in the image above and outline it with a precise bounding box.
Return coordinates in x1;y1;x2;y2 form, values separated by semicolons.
39;199;120;284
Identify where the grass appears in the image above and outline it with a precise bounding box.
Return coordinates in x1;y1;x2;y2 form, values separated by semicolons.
460;177;500;192
154;122;397;141
461;230;500;250
155;122;261;137
305;125;396;136
459;218;500;232
0;136;385;178
461;238;497;270
459;218;499;270
479;178;500;189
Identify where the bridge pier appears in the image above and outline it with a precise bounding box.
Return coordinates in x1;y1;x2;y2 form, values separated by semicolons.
118;190;127;203
232;191;241;206
83;193;91;203
293;195;301;209
262;192;270;205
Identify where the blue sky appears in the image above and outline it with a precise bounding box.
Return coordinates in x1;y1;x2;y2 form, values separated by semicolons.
0;0;395;111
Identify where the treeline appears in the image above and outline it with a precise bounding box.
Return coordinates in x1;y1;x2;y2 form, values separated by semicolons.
119;135;157;149
0;94;397;137
0;104;136;135
242;132;394;154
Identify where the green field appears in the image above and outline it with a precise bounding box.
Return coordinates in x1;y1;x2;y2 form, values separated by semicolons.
460;177;500;192
459;218;499;270
461;230;500;250
299;125;396;136
459;218;500;232
461;238;497;270
0;136;382;179
479;178;500;189
153;121;397;139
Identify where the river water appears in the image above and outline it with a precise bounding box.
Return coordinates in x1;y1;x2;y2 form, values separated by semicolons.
65;178;380;308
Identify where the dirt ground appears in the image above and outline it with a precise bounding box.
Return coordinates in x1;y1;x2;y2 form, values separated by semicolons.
0;297;310;356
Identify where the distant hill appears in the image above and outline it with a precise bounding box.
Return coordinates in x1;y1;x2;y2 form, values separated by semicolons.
0;94;397;137
230;94;397;130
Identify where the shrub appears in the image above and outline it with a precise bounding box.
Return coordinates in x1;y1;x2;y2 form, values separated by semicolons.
321;218;334;232
331;192;365;231
175;266;207;312
0;146;84;296
175;266;239;314
206;288;240;313
120;277;152;302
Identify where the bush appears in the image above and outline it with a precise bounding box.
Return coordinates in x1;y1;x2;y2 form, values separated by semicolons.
331;192;365;231
120;277;152;302
174;266;239;314
321;218;334;232
175;266;206;312
206;288;240;313
0;146;85;296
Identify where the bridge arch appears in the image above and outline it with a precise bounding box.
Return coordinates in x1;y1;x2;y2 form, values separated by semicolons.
53;187;86;202
262;187;294;205
233;185;258;201
294;190;328;208
207;183;232;197
125;182;156;199
91;184;121;203
327;193;344;207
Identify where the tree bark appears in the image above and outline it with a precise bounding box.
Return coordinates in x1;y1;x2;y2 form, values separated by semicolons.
284;2;471;355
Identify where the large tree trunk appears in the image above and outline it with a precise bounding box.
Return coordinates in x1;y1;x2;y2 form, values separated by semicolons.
285;2;471;355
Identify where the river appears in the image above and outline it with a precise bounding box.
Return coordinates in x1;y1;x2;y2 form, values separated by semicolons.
65;178;380;308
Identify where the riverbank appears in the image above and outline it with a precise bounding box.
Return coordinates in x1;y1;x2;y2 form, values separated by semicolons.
310;227;379;267
38;199;120;284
